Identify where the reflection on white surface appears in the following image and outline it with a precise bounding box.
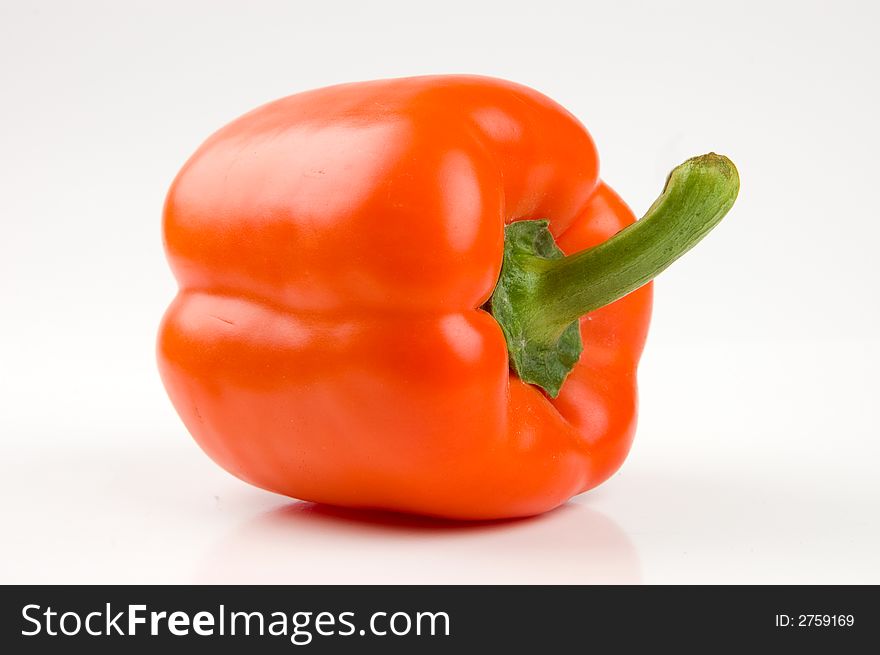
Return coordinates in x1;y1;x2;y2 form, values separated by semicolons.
197;501;641;584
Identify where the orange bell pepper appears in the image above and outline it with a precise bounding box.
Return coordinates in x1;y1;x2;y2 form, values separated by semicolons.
158;75;738;519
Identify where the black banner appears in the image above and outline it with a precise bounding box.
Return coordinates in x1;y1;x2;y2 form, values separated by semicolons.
1;586;875;652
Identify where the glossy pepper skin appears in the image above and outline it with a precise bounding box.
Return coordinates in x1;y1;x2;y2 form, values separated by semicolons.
158;75;652;520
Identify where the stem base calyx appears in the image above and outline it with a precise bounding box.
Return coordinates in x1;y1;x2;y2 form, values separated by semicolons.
488;153;740;397
487;219;582;398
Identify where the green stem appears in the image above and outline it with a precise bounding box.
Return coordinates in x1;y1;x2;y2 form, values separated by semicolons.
488;153;739;397
532;153;739;340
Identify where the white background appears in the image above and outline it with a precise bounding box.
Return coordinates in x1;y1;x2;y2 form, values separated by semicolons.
2;0;878;583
